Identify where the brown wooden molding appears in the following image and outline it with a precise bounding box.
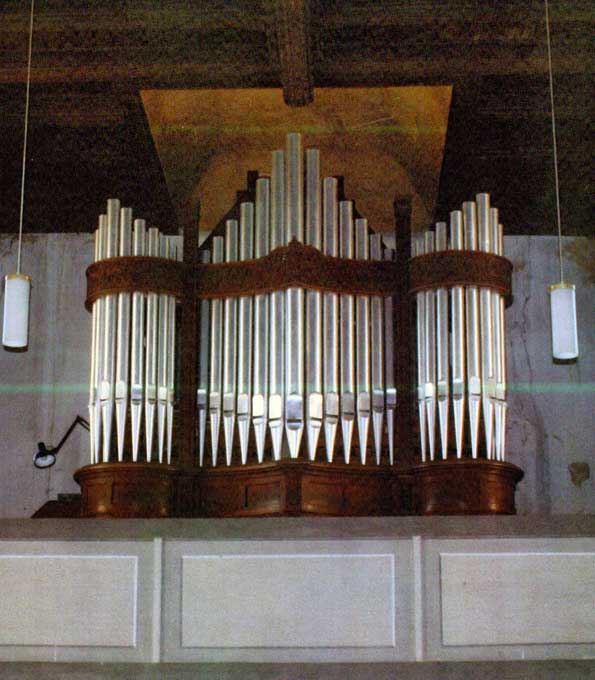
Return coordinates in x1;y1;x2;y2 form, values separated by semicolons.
196;240;398;298
409;459;524;515
409;250;512;302
85;256;186;310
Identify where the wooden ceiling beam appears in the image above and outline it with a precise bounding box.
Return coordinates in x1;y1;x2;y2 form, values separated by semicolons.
268;0;313;106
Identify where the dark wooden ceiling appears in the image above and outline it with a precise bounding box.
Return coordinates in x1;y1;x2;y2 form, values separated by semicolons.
0;0;592;236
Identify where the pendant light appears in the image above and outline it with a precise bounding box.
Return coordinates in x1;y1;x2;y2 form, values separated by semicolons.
2;0;35;349
544;0;579;360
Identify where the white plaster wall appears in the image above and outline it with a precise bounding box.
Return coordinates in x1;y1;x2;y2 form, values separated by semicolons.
505;236;594;514
0;234;593;517
0;234;93;518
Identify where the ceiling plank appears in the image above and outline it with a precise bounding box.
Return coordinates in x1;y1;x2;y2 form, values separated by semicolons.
268;0;314;106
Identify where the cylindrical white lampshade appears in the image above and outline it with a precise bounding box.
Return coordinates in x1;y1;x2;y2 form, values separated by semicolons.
549;282;578;360
2;273;31;348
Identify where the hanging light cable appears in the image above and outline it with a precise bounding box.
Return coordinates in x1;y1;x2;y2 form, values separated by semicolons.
2;0;35;349
545;0;579;360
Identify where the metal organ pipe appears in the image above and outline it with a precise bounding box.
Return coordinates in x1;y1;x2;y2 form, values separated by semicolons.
222;220;239;465
339;200;356;463
209;237;224;465
253;178;270;463
463;201;482;459
355;218;371;463
269;149;285;461
411;194;509;462
305;148;323;460
477;193;495;460
449;211;466;459
115;207;132;462
237;202;254;463
197;249;211;466
322;177;340;462
369;234;385;464
384;247;397;464
285;133;305;459
434;222;449;461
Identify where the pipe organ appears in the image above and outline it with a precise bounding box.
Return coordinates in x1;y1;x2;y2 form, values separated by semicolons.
78;133;523;518
194;134;397;468
410;195;508;465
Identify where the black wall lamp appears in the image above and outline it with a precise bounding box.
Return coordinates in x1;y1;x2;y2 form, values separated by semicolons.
34;415;89;469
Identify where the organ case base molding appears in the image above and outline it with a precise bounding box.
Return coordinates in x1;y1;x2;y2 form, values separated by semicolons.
74;463;180;518
73;459;523;518
409;459;524;515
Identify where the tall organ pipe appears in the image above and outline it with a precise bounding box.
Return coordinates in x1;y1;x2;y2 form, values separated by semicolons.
197;249;211;466
369;234;385;464
423;231;437;461
339;201;355;463
477;193;495;459
284;133;304;459
100;199;120;463
237;202;254;463
209;237;224;465
253;178;270;462
497;221;508;461
449;211;466;459
322;177;340;462
355;218;371;463
115;207;132;462
413;233;427;462
222;220;239;465
166;238;177;464
144;227;160;461
130;219;146;462
305;149;323;460
434;222;449;460
384;247;397;464
269;150;285;460
463;201;482;459
157;236;171;463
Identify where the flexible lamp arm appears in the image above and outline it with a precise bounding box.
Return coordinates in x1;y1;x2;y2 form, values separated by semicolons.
34;416;90;469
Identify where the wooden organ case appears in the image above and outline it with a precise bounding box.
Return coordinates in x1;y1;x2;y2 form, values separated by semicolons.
76;134;523;518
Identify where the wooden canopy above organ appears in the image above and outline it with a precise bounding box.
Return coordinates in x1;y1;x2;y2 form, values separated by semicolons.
75;133;523;518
